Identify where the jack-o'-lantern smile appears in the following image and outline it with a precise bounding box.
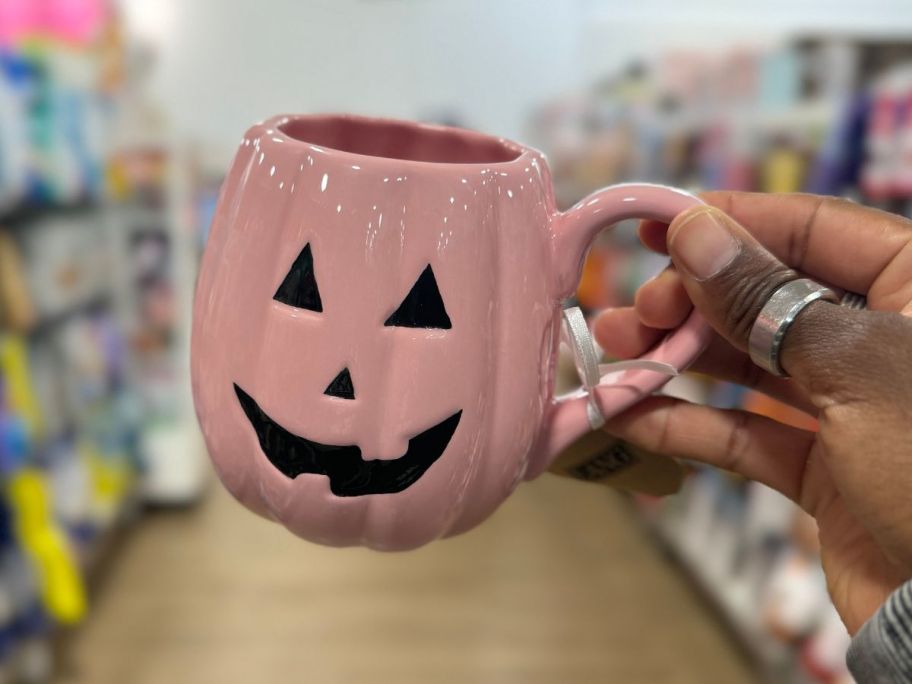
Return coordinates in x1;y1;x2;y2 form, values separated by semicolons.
234;384;462;497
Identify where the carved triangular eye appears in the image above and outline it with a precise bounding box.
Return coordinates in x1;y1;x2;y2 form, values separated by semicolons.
384;265;451;329
274;243;323;311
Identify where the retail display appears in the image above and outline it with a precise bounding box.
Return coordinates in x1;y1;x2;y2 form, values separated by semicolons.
0;1;208;678
528;38;912;683
0;4;126;678
191;113;715;550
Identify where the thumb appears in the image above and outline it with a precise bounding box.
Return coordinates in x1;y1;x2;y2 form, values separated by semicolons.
666;205;800;348
665;205;895;403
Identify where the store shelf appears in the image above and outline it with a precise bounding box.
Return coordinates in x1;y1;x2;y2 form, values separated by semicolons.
0;200;101;229
26;292;111;340
0;7;208;677
49;486;142;682
77;487;142;591
635;505;812;684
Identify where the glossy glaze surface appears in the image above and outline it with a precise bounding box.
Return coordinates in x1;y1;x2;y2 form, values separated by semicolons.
191;114;710;550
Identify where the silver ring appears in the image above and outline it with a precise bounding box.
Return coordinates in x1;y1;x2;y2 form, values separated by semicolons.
748;278;838;377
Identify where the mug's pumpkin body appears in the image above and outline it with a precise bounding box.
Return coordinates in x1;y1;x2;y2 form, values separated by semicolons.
192;116;563;549
192;114;709;550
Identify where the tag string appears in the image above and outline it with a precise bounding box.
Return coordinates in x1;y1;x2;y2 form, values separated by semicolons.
561;307;678;430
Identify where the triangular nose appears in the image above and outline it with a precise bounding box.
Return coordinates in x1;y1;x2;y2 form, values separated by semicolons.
324;367;355;400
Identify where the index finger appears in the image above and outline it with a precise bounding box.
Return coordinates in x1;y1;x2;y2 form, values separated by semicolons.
638;191;912;294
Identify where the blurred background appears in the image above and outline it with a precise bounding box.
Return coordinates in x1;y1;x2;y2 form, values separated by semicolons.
2;1;912;682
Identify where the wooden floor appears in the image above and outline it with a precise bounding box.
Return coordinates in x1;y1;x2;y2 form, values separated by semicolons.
55;474;757;684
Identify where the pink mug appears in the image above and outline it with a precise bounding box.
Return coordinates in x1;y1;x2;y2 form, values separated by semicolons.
191;114;711;550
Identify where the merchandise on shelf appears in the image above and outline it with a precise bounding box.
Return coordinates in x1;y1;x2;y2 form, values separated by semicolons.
0;1;162;677
0;304;141;672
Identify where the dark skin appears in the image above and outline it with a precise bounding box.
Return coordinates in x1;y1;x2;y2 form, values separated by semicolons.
594;192;912;635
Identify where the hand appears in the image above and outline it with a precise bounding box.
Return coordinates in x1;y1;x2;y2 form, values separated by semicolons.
594;192;912;634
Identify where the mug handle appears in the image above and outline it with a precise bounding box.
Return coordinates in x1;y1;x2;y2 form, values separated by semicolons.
537;183;713;471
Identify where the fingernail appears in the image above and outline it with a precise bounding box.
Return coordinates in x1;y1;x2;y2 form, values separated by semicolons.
668;207;740;280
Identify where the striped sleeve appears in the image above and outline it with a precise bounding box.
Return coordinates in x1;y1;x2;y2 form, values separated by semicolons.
847;581;912;683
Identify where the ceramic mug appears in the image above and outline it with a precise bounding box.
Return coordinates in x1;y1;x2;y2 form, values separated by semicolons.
191;113;711;550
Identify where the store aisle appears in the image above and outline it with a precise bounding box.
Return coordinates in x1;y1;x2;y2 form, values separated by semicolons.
55;475;755;684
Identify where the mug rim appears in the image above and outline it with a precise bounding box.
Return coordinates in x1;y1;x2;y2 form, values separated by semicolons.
259;113;534;169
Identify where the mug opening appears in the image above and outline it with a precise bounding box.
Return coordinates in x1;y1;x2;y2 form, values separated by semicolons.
277;116;523;165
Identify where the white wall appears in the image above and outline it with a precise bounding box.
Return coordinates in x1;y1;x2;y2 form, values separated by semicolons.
120;0;586;145
121;0;912;150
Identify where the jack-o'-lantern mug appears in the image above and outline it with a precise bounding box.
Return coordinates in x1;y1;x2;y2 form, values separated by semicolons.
191;113;712;550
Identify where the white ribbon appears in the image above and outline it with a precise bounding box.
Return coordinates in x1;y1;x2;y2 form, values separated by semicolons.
561;306;678;430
